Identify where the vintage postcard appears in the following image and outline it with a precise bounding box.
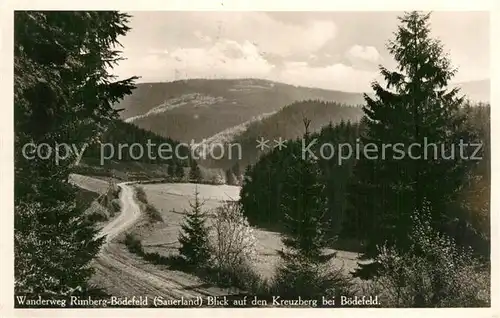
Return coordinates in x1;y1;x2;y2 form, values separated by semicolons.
0;1;497;317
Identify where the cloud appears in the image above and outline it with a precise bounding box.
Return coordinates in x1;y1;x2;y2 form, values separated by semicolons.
115;39;275;82
188;12;337;58
115;11;489;91
276;61;379;92
346;45;381;63
115;41;378;92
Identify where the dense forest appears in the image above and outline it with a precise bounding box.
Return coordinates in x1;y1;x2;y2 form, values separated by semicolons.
240;105;490;254
237;11;490;305
82;119;191;168
202;100;363;170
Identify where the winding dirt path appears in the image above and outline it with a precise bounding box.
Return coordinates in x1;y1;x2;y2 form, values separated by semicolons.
80;178;237;304
97;183;140;244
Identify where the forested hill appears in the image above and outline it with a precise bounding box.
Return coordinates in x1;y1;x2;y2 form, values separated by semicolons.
78;119;190;179
113;78;366;143
199;99;364;170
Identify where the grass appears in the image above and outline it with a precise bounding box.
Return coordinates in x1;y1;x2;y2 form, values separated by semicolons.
124;183;364;300
138;183;362;280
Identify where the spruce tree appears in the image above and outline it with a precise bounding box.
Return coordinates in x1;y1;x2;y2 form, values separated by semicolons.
275;119;336;298
14;11;136;296
349;11;475;259
178;187;211;267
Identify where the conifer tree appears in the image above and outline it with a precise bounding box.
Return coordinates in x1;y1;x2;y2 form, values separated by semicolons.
348;11;476;259
14;11;137;296
178;187;211;266
275;119;336;298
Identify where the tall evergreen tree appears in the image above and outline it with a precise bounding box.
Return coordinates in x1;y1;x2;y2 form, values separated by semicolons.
348;11;476;259
14;11;137;296
178;187;211;266
275;119;336;298
278;119;332;261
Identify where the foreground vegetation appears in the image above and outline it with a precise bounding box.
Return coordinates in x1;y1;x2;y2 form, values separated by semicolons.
169;11;491;307
14;11;137;297
15;10;490;308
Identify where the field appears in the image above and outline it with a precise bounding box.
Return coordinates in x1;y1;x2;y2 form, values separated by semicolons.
138;182;363;280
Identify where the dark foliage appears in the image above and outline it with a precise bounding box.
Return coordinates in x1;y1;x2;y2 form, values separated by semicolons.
189;159;203;183
14;11;137;296
347;11;480;262
240;119;361;240
178;187;211;266
83;119;191;168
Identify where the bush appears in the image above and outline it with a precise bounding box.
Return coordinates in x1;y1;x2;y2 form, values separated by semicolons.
132;186;163;223
96;183;122;217
272;256;356;302
110;199;121;216
124;233;144;256
85;201;109;222
209;202;258;270
134;186;148;204
145;204;163;223
367;205;490;307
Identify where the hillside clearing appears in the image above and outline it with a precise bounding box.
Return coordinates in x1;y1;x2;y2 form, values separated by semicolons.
138;182;363;280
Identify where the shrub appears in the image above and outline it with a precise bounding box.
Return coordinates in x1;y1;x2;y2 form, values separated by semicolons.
202;261;269;294
134;186;148;204
204;201;263;291
145;204;163;223
85;201;109;222
133;186;163;223
110;199;121;216
124;233;144;256
272;256;356;302
368;204;490;307
209;201;258;270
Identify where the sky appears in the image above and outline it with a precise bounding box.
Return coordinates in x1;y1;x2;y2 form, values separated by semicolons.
112;11;490;93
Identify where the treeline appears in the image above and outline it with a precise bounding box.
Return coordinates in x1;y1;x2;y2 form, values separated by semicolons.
240;120;360;238
203;100;363;171
240;105;490;252
83;119;191;169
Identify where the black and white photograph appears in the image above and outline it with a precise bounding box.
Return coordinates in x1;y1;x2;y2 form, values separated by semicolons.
3;4;495;313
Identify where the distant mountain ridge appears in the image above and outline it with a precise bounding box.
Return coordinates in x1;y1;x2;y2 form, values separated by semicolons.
115;78;366;143
114;78;489;147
